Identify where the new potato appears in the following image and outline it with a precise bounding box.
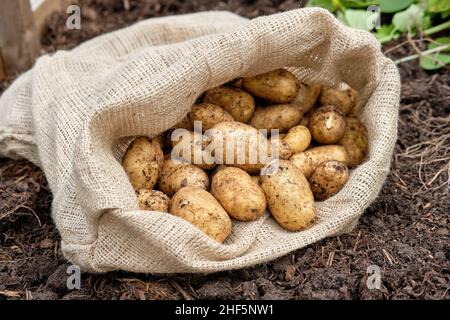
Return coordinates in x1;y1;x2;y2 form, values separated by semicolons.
249;104;302;133
308;105;346;144
170;186;232;243
188;103;234;131
309;161;349;200
338;117;368;167
269;134;292;160
203;86;255;123
319;86;358;115
212;167;266;221
243;69;299;104
292;82;322;113
283;125;311;154
260;160;316;231
159;164;209;196
136;189;170;212
122;137;164;190
171;130;215;170
290;145;349;178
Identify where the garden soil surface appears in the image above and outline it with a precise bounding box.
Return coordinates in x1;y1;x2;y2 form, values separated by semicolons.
0;0;449;300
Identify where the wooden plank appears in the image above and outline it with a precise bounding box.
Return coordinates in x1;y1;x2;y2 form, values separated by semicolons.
0;0;41;77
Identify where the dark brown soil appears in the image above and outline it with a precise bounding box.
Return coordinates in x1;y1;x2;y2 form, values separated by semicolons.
1;0;449;300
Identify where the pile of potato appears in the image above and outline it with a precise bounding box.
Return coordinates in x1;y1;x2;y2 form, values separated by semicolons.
122;69;368;243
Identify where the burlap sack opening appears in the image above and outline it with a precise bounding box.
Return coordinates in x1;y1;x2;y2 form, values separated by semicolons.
0;8;400;273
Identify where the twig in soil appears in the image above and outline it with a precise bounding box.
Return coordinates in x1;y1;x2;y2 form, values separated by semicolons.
170;281;193;300
326;251;335;267
394;44;450;65
0;204;42;226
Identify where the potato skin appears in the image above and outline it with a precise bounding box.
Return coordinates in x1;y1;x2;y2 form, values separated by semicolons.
203;86;255;123
208;121;271;174
173;116;194;131
249;104;302;133
136;189;170;212
309;161;349;201
290;145;349;178
122;137;164;190
260;160;316;231
211;167;266;221
283;125;311;154
337;117;368;168
269;134;292;160
188;103;234;131
170;186;232;243
292;82;321;113
308;105;346;144
159;164;209;196
243;69;299;104
171;130;215;170
319;86;358;115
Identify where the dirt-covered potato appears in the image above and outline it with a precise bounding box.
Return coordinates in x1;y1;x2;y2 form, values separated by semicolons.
170;186;232;243
269;134;292;160
122;137;164;190
172;116;194;131
309;161;349;201
260;160;316;231
292;82;322;113
203;86;255;123
283;125;311;154
159;164;209;196
188;103;234;131
319;86;358;115
290;145;349;178
308;105;346;144
337;117;368;168
208;121;271;174
249;104;302;133
212;167;266;221
171;130;215;170
243;69;299;104
136;189;170;212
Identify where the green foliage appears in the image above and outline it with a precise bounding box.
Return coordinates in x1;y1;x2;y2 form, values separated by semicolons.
306;0;450;70
419;37;450;70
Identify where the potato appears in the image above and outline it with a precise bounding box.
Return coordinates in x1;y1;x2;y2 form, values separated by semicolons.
309;161;349;201
308;105;346;144
136;189;170;212
173;116;194;131
283;125;311;154
292;82;321;113
208;121;271;174
203;86;255;123
188;103;234;131
269;134;292;160
171;130;215;170
243;69;299;104
122;137;164;190
249;104;302;133
159;164;209;196
211;167;266;221
260;160;316;231
170;186;232;243
251;175;260;185
290;145;349;178
319;86;358;115
337;117;368;168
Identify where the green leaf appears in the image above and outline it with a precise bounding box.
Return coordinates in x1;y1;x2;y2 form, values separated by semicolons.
337;10;349;25
306;0;336;12
379;0;414;13
392;4;424;32
426;0;450;13
340;0;377;9
344;9;379;31
375;24;395;39
420;38;450;70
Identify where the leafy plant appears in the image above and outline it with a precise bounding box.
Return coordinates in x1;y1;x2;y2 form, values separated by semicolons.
306;0;450;70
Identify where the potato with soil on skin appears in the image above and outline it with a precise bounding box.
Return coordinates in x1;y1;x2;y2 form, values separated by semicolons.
337;117;368;168
211;166;266;221
290;145;349;178
170;186;232;243
308;105;346;144
260;160;316;231
159;164;209;196
243;69;299;104
203;86;255;123
282;125;311;154
188;103;234;131
171;130;215;170
208;121;271;174
319;86;359;115
172;115;194;131
122;136;164;190
292;82;322;114
249;104;303;133
309;161;349;201
136;189;170;212
269;134;292;160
